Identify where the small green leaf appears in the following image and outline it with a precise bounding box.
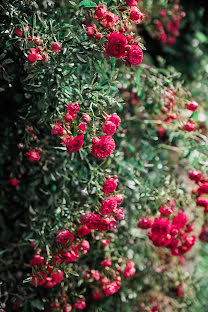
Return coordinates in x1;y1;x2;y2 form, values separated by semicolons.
79;0;97;7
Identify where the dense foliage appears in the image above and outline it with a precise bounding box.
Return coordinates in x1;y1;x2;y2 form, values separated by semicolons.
0;0;208;311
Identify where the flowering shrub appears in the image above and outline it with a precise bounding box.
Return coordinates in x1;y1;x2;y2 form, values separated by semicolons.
0;0;208;311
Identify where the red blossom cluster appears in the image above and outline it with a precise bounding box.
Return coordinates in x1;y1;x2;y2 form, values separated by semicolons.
85;2;144;66
157;88;198;137
14;24;61;64
138;201;196;256
153;1;185;45
52;101;120;159
188;169;208;213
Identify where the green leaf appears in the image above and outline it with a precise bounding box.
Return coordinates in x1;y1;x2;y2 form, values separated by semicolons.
79;0;97;7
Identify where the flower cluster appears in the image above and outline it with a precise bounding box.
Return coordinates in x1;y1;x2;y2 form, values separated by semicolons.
84;2;144;66
188;169;208;213
138;201;196;256
52;101;120;159
153;2;185;45
14;24;62;64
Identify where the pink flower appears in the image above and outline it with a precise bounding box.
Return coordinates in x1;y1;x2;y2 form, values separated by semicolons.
72;300;86;310
106;113;121;126
116;207;125;220
64;305;72;312
79;239;90;253
160;32;167;42
102;177;117;194
123;260;136;278
101;197;117;215
82;114;91;123
51;270;64;285
187;101;198;111
130;6;143;24
56;229;74;245
94;5;107;19
177;284;183;298
126;45;143;66
98;216;117;231
103;120;116;135
78;123;87;132
165;37;176;46
59;249;79;263
51;41;62;53
159;205;173;217
103;281;120;296
126;0;138;6
25;150;40;162
115;194;123;204
8;178;20;187
101;239;110;246
102;12;119;28
66;135;84;153
101;258;112;267
52;122;64;136
86;25;97;38
91;136;115;158
27;48;43;64
105;32;127;59
160;9;167;18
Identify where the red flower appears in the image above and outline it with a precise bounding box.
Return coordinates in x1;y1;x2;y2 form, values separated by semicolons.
82;114;91;123
67;102;80;113
188;169;202;182
52;122;63;136
152;217;171;235
102;177;117;194
81;212;101;230
102;12;119;28
65;113;73;123
115;194;123;204
138;218;152;229
66;135;84;153
103;281;120;296
197;183;208;195
78;225;92;237
105;32;127;59
199;225;208;242
94;5;107;20
160;32;167;42
101;197;117;215
130;6;143;24
25;149;40;162
56;229;74;245
103;120;116;135
196;196;208;209
91;136;115;158
78;123;87;132
126;45;143;65
27;48;43;64
72;300;86;310
184;120;195;132
187;101;198;111
14;25;29;37
91;288;102;301
51;41;62;53
106;113;121;126
177;284;183;298
30;255;45;268
98;216;117;231
172;211;188;229
8;178;20;187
